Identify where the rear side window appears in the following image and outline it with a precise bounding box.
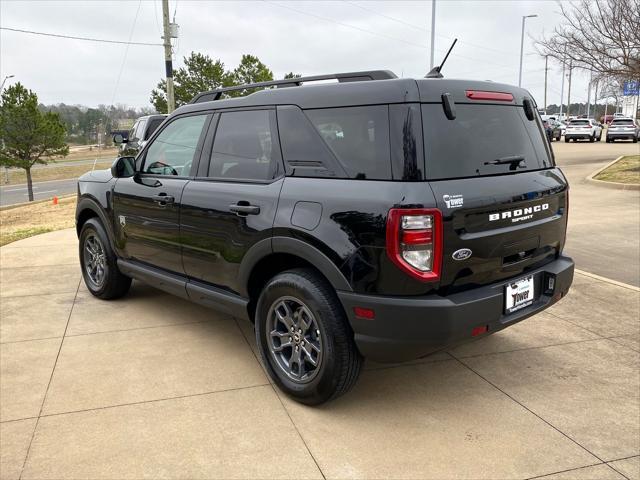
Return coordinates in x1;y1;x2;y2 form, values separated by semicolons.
208;110;279;181
421;104;551;180
305;106;391;180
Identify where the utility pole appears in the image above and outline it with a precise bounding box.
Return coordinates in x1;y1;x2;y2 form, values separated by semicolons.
586;70;593;117
559;55;566;118
593;79;599;120
429;0;436;69
566;60;573;118
162;0;175;113
543;55;548;114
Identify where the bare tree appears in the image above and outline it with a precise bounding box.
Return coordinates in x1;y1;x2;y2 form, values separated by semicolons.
535;0;640;79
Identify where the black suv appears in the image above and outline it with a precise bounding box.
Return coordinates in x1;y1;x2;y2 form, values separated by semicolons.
76;70;573;404
113;114;167;156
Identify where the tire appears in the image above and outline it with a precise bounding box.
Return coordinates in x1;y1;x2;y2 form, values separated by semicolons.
597;132;602;141
255;268;363;405
565;137;570;143
589;133;595;143
606;137;611;143
633;137;638;143
79;218;131;299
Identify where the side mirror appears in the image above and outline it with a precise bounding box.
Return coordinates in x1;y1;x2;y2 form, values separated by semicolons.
111;156;136;178
113;133;126;144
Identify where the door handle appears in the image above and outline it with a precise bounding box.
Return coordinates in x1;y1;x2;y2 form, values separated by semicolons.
229;203;260;216
152;194;175;205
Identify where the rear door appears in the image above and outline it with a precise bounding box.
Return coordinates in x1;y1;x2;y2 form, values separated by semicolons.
112;113;210;274
180;108;283;295
421;100;568;292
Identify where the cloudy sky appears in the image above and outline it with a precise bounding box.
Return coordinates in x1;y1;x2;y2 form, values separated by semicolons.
1;0;593;109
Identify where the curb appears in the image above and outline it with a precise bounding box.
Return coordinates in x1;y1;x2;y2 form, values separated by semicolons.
585;156;640;190
575;268;640;292
0;193;75;212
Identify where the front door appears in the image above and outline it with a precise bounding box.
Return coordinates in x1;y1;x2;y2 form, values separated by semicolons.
113;113;210;274
180;109;283;294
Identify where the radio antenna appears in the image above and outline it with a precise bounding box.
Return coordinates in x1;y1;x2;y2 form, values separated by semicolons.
425;38;457;79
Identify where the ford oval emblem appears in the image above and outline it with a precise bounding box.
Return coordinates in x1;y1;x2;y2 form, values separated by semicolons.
452;248;472;261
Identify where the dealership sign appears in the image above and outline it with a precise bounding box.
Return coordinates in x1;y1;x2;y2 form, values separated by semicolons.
623;80;639;96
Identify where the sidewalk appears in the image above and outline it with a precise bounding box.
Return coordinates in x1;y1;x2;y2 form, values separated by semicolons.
1;229;638;479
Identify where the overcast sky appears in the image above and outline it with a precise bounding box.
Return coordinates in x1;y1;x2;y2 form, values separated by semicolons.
1;0;594;110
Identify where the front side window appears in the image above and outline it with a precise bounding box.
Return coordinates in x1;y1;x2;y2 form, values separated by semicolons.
208;110;278;181
142;114;207;176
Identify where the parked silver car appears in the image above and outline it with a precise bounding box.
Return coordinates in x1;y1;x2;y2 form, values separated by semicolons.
606;118;639;143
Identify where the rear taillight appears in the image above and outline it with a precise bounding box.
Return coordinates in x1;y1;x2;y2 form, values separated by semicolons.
386;208;442;281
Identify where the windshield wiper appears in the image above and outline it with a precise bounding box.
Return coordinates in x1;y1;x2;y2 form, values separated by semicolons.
484;155;526;171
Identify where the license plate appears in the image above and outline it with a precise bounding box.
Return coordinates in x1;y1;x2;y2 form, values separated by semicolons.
505;275;535;313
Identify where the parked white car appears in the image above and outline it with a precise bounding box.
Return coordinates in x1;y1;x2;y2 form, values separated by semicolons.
564;118;602;142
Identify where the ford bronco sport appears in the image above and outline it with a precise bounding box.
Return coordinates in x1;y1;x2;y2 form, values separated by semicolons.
76;70;573;405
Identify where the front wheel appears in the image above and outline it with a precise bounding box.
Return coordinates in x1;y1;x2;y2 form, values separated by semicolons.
79;218;131;299
255;269;363;405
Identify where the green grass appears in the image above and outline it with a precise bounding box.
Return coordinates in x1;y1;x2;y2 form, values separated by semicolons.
0;227;54;247
594;155;640;185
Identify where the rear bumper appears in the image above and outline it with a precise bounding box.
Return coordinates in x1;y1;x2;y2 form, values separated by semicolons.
607;133;637;139
338;256;574;363
565;133;593;139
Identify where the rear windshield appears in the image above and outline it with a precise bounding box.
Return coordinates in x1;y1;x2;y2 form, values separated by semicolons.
569;120;590;125
611;119;634;126
421;104;552;180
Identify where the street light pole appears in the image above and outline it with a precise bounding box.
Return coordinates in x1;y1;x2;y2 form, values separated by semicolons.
0;74;15;92
429;0;436;69
518;14;537;87
543;55;548;114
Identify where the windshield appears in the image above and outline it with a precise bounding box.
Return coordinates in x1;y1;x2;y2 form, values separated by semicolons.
421;104;552;180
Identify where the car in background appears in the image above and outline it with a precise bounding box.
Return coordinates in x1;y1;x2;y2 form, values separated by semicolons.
113;114;167;156
542;119;562;142
606;117;639;143
564;118;602;142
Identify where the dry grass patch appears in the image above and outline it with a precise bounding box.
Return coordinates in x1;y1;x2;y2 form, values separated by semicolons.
594;155;640;184
0;196;76;246
4;162;113;186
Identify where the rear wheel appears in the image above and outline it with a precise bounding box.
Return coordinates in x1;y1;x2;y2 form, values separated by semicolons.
589;133;595;142
255;268;363;405
79;218;131;299
633;137;638;143
565;137;570;143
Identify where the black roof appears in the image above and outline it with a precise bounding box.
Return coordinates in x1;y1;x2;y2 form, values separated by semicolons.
172;71;533;118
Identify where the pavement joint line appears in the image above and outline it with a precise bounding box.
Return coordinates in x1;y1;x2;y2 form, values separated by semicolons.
575;269;640;291
0;335;64;345
450;353;607;466
1;289;80;300
232;317;327;480
546;309;637;340
607;461;633;480
32;383;271;422
527;458;634;480
18;277;81;480
62;319;213;339
447;336;612;360
606;336;640;353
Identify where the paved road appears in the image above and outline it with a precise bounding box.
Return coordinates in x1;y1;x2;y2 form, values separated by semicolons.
0;178;78;206
552;140;640;286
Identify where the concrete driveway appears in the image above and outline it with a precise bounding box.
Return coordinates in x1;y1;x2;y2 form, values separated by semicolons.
1;229;638;479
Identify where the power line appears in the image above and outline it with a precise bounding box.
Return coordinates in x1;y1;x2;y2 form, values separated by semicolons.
0;27;162;46
343;0;516;57
264;1;513;70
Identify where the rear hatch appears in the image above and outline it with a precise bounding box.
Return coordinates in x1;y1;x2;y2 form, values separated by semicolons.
566;119;592;135
417;80;568;293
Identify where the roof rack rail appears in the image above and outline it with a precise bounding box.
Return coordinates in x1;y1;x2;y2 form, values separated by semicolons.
190;70;397;104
